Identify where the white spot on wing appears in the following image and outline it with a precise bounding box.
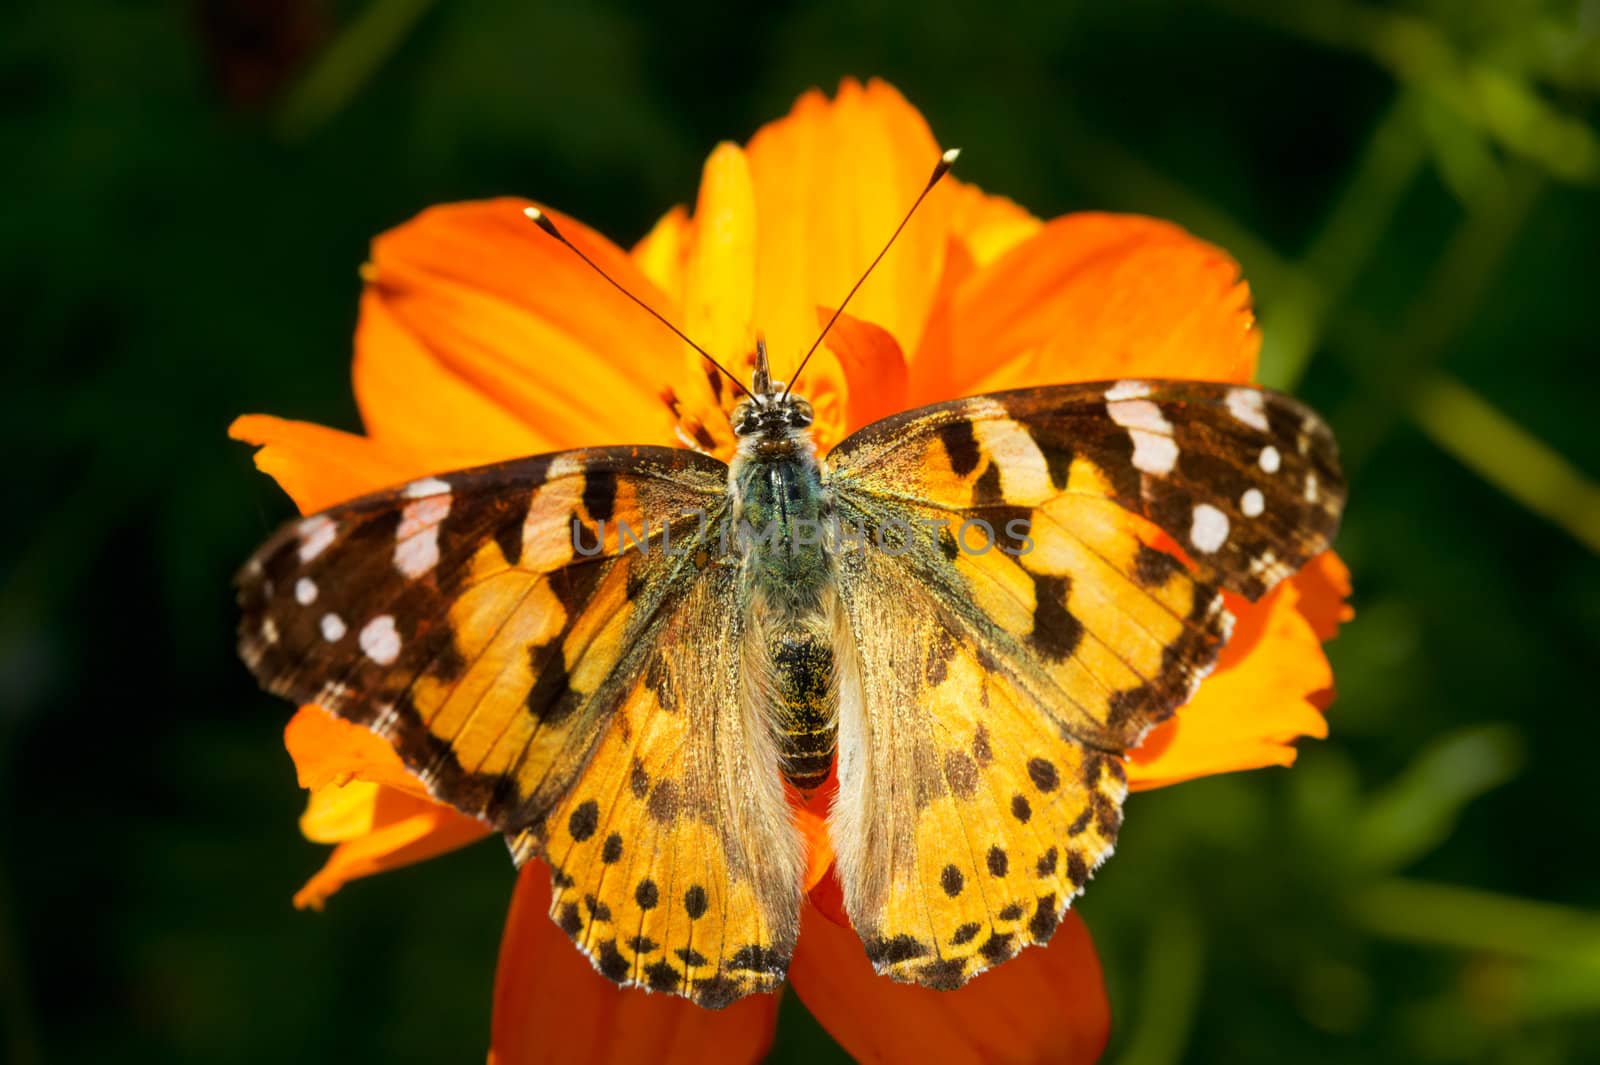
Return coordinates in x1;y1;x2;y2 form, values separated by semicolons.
295;577;318;605
359;615;402;666
1227;388;1271;432
546;454;585;479
403;477;451;499
1107;398;1172;435
1189;503;1230;553
320;613;347;642
395;494;451;579
1240;488;1265;517
298;515;337;562
398;495;451;539
1259;445;1281;473
261;618;279;645
1130;431;1179;475
1106;380;1152;401
394;525;441;578
972;417;1052;501
1304;472;1319;502
1109;398;1178;476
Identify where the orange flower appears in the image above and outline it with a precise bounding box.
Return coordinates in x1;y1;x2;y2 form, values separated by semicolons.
235;78;1351;1063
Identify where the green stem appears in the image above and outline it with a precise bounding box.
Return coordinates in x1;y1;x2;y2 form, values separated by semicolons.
277;0;440;140
1114;907;1207;1065
1411;373;1600;554
1349;879;1600;966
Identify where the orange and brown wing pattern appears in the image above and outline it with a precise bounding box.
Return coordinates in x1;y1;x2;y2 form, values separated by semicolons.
824;379;1344;987
829;553;1128;989
237;446;724;824
830;380;1344;603
237;446;803;1004
524;563;804;1006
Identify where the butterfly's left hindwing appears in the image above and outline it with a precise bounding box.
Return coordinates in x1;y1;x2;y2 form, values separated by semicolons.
824;379;1345;988
236;446;803;1006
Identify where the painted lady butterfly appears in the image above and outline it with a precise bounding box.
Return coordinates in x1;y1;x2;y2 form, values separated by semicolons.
238;151;1344;1006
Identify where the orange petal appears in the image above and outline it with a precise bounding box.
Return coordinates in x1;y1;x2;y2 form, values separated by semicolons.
1290;550;1354;641
293;786;491;910
364;199;681;451
285;707;490;909
489;864;777;1065
353;288;545;468
230;413;424;514
283;705;430;797
945;178;1042;269
680;142;757;379
916;213;1259;404
819;307;909;436
631;204;691;308
299;778;386;844
1127;576;1333;790
747;78;951;379
791;772;840;894
788;901;1110;1065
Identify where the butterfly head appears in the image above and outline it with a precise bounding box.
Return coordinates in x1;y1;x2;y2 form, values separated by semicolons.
732;337;814;438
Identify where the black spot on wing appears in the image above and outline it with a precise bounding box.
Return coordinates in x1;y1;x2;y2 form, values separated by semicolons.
865;933;929;965
979;932;1016;964
728;944;788;975
972;461;1003;505
582;469;618;522
693;975;741;1010
917;958;967;990
644;960;680;992
1134;543;1182;587
596;939;630;981
567;799;598;841
1029;893;1060;941
936;419;982;478
944;750;979;799
525;643;574;724
1030;574;1083;660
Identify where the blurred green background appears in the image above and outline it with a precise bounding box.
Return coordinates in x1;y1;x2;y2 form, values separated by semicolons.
5;1;1600;1062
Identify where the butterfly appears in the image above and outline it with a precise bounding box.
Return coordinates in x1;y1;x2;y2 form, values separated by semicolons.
236;151;1345;1007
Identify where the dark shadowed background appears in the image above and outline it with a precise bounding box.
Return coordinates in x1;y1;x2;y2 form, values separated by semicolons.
5;1;1599;1062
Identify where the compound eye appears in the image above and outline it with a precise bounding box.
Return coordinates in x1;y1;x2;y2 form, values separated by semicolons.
731;401;758;434
787;399;814;428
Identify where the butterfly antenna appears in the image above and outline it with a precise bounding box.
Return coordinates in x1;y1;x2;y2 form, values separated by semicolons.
523;207;754;401
782;147;960;399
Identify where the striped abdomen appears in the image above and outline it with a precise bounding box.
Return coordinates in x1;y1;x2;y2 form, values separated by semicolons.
768;622;837;793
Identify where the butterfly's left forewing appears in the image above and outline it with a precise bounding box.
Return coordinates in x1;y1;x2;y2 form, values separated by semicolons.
825;380;1345;987
237;446;803;1005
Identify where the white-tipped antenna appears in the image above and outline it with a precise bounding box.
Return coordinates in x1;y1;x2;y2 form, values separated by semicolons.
782;147;961;399
522;207;754;401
